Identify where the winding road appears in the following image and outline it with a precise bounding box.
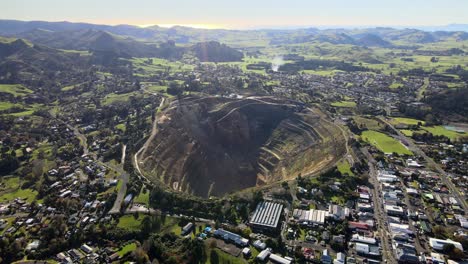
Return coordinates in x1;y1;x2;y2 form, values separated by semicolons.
134;98;165;184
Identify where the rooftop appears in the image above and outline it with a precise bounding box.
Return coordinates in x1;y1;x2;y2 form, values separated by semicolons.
250;201;283;229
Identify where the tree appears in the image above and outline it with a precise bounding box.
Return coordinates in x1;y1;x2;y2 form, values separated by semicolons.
167;82;183;96
31;159;44;179
242;227;252;238
432;225;447;239
442;243;455;254
141;216;152;235
132;247;149;263
449;248;465;260
191;240;206;263
209;240;217;249
210;250;219;264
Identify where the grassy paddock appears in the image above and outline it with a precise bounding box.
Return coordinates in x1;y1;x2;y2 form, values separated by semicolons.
117;214;142;230
0;177;38;203
118;242;137;257
422;126;465;141
361;130;413;155
391;117;425;126
0;84;32;97
337;160;354;176
331;101;356;108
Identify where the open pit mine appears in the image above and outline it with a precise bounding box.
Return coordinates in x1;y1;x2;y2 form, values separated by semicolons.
136;96;346;197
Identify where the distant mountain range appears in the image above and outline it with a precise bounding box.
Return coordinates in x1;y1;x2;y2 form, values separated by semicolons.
0;19;467;64
1;20;467;47
401;24;468;32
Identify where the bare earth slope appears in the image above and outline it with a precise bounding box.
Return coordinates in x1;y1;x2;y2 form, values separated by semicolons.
138;96;346;197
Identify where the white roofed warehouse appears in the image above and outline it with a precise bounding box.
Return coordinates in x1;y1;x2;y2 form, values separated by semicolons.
293;208;328;226
249;201;284;233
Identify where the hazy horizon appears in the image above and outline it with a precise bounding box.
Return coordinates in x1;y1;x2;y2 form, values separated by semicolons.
1;19;468;32
2;0;468;30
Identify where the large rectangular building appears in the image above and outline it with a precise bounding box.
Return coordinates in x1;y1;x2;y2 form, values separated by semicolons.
429;238;463;251
250;201;283;232
213;229;249;247
293;208;328;225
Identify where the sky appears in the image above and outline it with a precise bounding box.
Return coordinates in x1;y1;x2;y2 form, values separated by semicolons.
1;0;468;29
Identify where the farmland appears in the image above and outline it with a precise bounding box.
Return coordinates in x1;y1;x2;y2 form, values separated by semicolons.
391;117;426;126
0;84;33;96
331;101;356;108
361;130;413;155
422;126;466;141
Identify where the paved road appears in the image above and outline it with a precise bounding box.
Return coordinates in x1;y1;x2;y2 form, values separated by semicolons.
362;147;396;264
398;177;428;254
106;162;129;214
121;144;127;165
378;116;467;212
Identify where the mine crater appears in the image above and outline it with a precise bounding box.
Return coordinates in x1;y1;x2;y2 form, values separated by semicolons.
139;96;346;197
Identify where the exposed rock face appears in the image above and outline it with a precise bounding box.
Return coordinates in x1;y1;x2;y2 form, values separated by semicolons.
139;96;346;197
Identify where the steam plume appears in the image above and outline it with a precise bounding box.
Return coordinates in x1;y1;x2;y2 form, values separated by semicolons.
271;56;284;72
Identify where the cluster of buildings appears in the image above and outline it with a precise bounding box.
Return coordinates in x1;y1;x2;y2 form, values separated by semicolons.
347;185;384;262
370;153;467;264
0;151;121;259
184;201;292;264
291;204;350;226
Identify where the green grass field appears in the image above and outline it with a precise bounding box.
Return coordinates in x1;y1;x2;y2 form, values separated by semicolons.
301;69;339;76
206;248;247;264
391;117;425;126
0;177;38;203
118;242;137;257
331;101;356;108
0;188;38;203
117;214;143;230
141;82;170;96
337;160;354;176
389;82;403;89
102;92;138;105
0;102;21;111
361;130;413;155
0;84;33;97
353;116;383;130
422;126;465;141
115;123;126;132
7;110;35;116
134;187;149;205
400;130;414;137
61;82;85;91
131;57;194;76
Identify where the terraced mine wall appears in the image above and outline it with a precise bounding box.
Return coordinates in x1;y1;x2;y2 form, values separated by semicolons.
138;96;346;197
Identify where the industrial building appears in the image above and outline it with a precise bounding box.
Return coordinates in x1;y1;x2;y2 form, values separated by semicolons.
213;229;249;247
292;208;328;225
256;249;271;261
181;222;194;236
249;201;284;232
269;253;292;264
328;204;350;220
